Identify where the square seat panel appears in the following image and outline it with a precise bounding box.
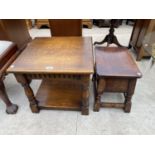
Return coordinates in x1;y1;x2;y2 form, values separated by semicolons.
95;47;142;78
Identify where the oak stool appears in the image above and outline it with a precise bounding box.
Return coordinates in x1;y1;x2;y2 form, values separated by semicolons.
94;47;142;112
93;19;142;112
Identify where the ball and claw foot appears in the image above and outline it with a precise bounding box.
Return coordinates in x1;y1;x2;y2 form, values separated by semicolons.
6;104;18;114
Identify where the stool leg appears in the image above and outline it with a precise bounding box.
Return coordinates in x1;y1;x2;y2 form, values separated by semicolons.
124;79;136;113
94;79;106;112
124;93;132;112
0;81;18;114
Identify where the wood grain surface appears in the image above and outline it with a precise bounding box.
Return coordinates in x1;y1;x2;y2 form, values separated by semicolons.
7;37;93;74
95;47;142;78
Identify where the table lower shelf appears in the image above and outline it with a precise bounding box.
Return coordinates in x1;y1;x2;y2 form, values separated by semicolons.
36;80;82;111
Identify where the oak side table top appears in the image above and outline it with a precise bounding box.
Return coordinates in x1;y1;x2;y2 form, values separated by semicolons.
7;37;94;74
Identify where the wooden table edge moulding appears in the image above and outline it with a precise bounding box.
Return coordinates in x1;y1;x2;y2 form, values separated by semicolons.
7;37;94;115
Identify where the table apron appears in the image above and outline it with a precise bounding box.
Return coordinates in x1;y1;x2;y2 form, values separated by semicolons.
14;73;91;86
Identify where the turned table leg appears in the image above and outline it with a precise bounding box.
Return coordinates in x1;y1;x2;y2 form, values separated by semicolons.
15;74;39;113
81;77;90;115
94;78;106;112
0;81;18;114
81;83;89;115
124;79;137;113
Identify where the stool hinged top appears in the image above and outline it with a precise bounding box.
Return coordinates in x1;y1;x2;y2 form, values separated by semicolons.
95;46;142;78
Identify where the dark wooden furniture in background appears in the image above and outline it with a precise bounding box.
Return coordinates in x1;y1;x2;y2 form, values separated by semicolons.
36;19;92;29
82;19;93;28
36;19;50;28
48;19;82;36
7;37;93;115
129;19;155;60
0;41;19;114
126;19;136;25
0;21;9;40
0;19;32;114
26;19;33;29
0;19;32;51
94;19;124;47
93;19;122;28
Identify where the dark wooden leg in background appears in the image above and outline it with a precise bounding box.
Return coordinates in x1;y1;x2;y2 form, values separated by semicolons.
124;79;136;113
94;78;106;112
15;74;39;113
0;81;18;114
136;47;144;61
128;44;132;49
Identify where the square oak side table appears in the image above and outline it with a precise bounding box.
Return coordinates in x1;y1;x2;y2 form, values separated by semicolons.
7;37;94;115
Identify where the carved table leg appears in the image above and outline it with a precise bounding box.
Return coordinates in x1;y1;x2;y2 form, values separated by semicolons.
124;79;137;113
15;74;39;113
94;78;106;112
0;81;18;114
81;78;90;115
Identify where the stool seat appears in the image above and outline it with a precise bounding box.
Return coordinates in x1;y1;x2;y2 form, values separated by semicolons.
95;47;142;78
